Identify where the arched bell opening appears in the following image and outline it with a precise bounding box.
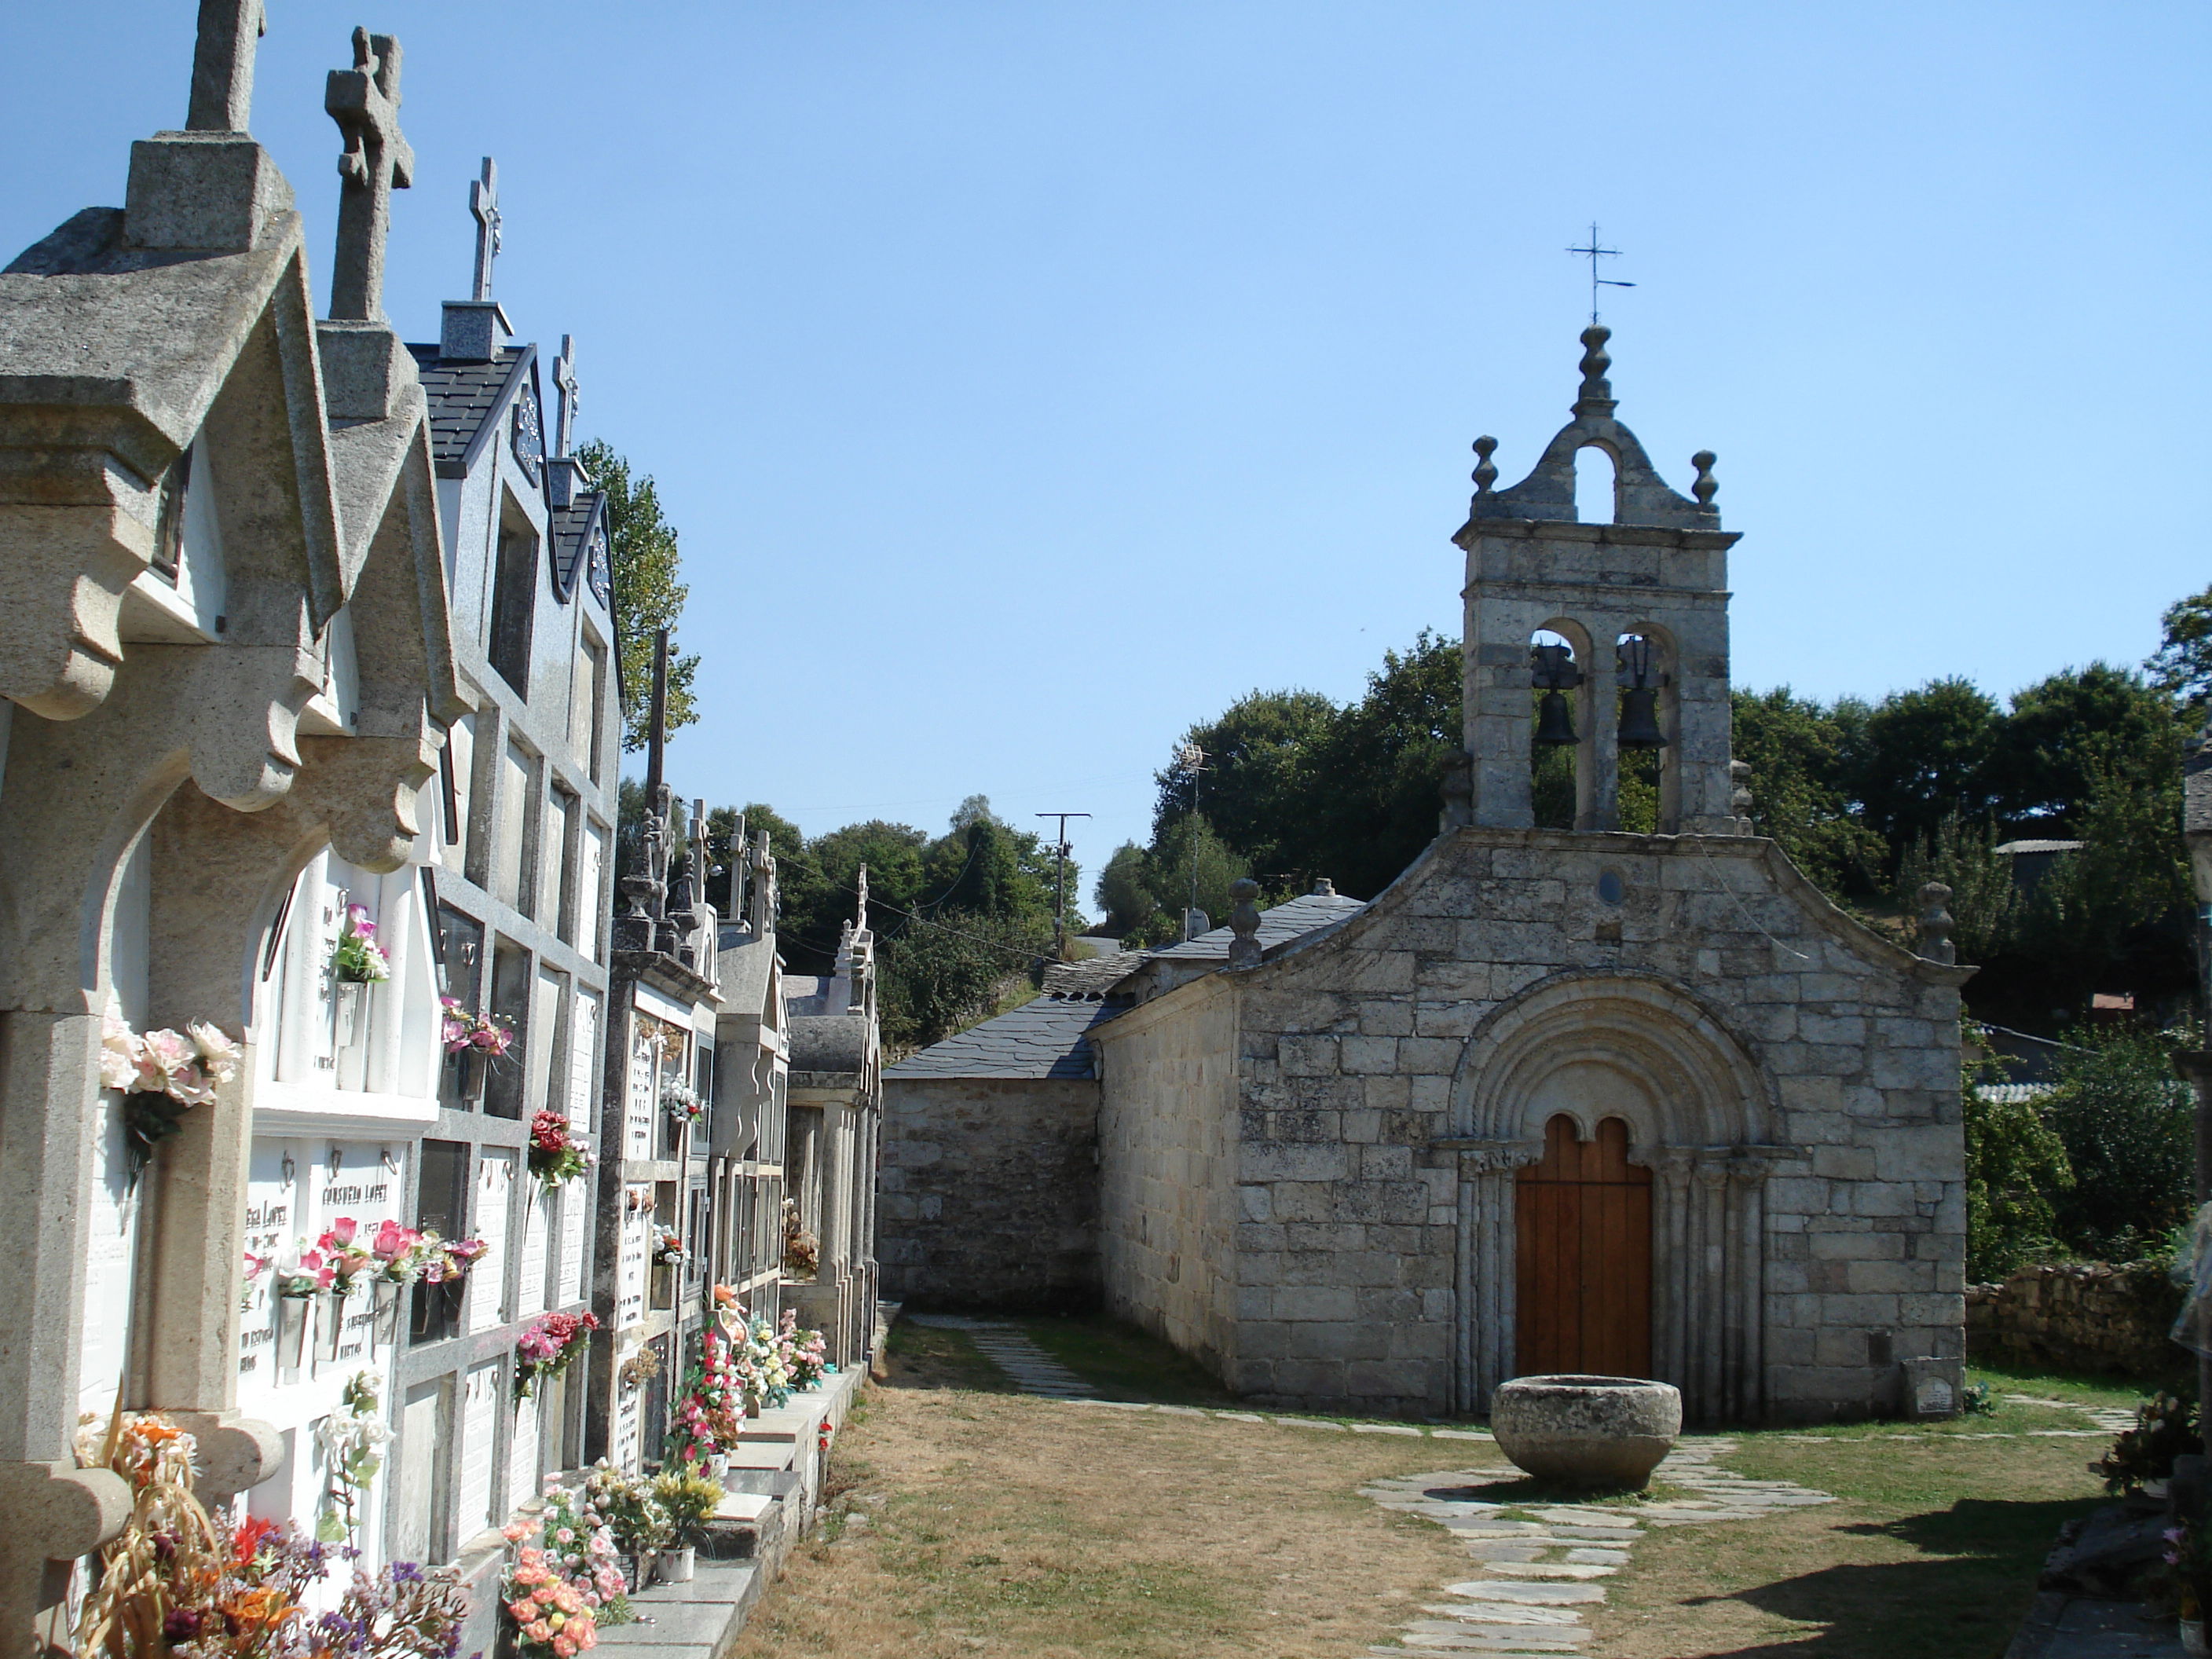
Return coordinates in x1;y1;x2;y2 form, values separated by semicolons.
1614;630;1672;833
1514;1114;1654;1379
1573;442;1619;525
1528;628;1581;830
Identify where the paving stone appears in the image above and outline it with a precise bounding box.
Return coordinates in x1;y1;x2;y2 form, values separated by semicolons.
1463;1544;1552;1562
1421;1603;1587;1625
1433;1429;1496;1441
1441;1581;1606;1605
1561;1548;1630;1566
1466;1562;1617;1580
1354;1423;1426;1436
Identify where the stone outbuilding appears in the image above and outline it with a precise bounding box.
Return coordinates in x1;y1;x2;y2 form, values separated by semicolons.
883;330;1972;1425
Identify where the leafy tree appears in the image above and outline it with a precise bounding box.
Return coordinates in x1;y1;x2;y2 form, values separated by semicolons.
2045;1024;2197;1262
1991;663;2181;832
1094;843;1158;939
2148;583;2212;716
1730;687;1886;895
1153;690;1337;881
1895;815;2022;966
1840;678;2003;855
878;908;1047;1050
577;440;698;751
1961;1034;2072;1281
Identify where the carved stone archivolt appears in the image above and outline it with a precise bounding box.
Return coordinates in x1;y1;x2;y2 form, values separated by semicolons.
1446;972;1789;1422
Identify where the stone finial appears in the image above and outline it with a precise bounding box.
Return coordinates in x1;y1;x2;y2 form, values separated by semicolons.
470;156;501;302
1916;881;1957;965
1728;758;1755;835
188;0;267;132
325;28;414;322
1691;450;1717;509
554;335;580;460
1573;325;1615;417
1471;436;1499;495
1441;752;1474;830
1226;878;1263;970
1312;877;1335;896
855;862;870;930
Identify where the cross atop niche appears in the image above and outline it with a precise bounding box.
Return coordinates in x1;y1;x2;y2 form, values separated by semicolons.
325;27;414;322
187;0;267;132
470;156;500;302
554;334;580;459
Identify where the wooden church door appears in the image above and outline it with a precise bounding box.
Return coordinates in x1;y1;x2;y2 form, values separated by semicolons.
1514;1114;1653;1378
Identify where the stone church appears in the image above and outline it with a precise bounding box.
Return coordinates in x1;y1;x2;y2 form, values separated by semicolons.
885;328;1971;1425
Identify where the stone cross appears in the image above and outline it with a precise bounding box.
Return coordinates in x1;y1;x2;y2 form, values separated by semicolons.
470;156;500;302
187;0;267;131
553;335;580;459
325;28;414;322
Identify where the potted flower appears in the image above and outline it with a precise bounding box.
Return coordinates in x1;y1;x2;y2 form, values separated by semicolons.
662;1076;706;1132
515;1310;600;1401
99;1007;241;1188
2167;1515;2212;1655
441;996;513;1101
582;1461;672;1591
776;1310;831;1392
367;1220;425;1345
2094;1393;2203;1496
529;1111;591;1191
331;903;390;1046
648;1470;724;1584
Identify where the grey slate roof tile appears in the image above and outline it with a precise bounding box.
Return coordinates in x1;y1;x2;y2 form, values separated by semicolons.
883;995;1124;1081
405;342;532;471
1146;891;1368;960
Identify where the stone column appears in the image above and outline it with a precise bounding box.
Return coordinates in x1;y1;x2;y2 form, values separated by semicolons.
1649;1148;1695;1394
1455;1143;1541;1415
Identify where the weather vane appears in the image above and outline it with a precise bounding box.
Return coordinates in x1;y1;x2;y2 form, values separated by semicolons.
1567;222;1635;324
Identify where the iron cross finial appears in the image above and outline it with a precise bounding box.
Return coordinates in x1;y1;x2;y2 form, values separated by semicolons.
470;156;501;302
187;0;267;132
325;27;414;322
1566;221;1635;325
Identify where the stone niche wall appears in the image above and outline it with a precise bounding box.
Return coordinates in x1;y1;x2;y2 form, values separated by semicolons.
1095;975;1242;1379
878;1076;1101;1311
1207;826;1969;1423
1966;1263;2185;1381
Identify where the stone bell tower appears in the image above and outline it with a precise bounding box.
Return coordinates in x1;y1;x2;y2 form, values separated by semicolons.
1451;327;1741;834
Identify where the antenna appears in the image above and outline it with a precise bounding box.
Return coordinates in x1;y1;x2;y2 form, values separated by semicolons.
1035;812;1092;960
1175;744;1210;942
1566;222;1635;324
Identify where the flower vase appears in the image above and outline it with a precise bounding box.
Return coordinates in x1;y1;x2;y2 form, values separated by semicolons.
705;1453;730;1481
656;1546;695;1584
372;1279;404;1347
745;1395;762;1419
335;980;364;1048
276;1295;310;1372
321;1290;349;1362
2185;1619;2210;1658
630;1553;654;1591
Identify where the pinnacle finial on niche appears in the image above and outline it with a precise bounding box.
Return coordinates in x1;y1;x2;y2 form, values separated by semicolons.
1471;435;1498;494
1575;325;1614;416
1691;450;1717;508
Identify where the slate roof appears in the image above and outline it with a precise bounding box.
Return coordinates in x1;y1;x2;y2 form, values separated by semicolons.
884;995;1122;1081
549;491;604;602
714;932;778;1018
1041;952;1145;997
1993;840;2084;856
405;343;532;473
1145;890;1368;961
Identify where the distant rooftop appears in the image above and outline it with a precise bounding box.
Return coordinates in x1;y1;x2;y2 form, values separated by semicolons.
1145;884;1367;961
884;995;1122;1081
1992;840;2084;855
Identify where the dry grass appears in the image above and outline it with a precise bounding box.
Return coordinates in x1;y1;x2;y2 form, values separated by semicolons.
729;1326;1472;1658
737;1328;2143;1659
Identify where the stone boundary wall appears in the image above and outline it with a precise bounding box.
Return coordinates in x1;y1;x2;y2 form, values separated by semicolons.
878;1076;1102;1312
1965;1262;2185;1379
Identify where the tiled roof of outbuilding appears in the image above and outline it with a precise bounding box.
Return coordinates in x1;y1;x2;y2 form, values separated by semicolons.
884;995;1122;1081
1040;952;1145;997
405;343;532;471
1144;889;1368;961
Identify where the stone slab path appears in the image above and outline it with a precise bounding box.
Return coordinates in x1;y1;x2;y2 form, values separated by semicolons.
1358;1442;1836;1656
903;1313;1102;1399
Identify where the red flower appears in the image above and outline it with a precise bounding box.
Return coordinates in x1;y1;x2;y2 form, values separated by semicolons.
232;1514;280;1563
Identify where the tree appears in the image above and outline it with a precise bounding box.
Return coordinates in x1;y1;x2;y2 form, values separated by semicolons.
2148;582;2212;716
1961;1035;2071;1281
1840;678;2003;855
577;439;699;752
1094;844;1157;938
1730;687;1886;895
2045;1023;2197;1262
1152;690;1337;881
1990;663;2181;832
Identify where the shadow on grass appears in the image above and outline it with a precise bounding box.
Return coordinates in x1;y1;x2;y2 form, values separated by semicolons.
1679;1496;2099;1659
1013;1313;1243;1408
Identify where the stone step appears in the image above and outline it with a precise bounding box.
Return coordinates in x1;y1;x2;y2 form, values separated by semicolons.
1460;1562;1617;1580
1441;1580;1606;1605
1420;1602;1588;1626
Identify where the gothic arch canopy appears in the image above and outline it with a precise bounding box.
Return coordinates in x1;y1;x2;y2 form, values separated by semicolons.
1452;971;1778;1152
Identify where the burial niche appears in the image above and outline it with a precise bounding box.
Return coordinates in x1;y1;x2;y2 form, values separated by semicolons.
1514;1114;1653;1378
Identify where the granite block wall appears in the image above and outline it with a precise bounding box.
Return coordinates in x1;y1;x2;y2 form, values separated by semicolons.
877;1077;1101;1311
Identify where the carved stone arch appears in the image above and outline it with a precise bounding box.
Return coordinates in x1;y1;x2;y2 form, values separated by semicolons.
1449;971;1778;1424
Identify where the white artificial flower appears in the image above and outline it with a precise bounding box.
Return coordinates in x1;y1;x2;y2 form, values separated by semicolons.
99;1007;143;1093
187;1021;242;1083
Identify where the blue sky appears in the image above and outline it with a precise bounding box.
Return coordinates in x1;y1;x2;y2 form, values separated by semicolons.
8;3;2207;899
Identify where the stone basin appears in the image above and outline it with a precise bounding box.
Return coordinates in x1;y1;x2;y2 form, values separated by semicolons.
1490;1375;1682;1489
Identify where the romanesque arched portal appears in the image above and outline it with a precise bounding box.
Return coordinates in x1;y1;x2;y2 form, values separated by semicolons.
1449;973;1782;1423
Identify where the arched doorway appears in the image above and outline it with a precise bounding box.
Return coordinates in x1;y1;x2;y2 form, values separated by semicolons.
1515;1115;1652;1376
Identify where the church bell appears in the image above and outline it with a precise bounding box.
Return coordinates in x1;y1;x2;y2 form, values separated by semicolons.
1616;634;1668;749
1534;689;1577;746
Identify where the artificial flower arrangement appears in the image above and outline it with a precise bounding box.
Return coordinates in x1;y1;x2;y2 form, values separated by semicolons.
515;1310;600;1401
440;995;515;1057
661;1076;706;1129
368;1221;491;1286
665;1325;745;1467
314;1218;379;1298
100;1005;243;1185
781;1196;820;1276
652;1226;687;1268
497;1474;649;1657
2164;1511;2212;1645
529;1111;592;1190
617;1345;661;1394
332;903;392;983
314;1371;390;1547
71;1405;468;1659
580;1462;673;1563
779;1310;832;1393
241;1250;269;1311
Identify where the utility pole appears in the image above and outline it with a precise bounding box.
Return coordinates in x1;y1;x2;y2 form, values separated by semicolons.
1035;811;1090;960
1177;743;1210;941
